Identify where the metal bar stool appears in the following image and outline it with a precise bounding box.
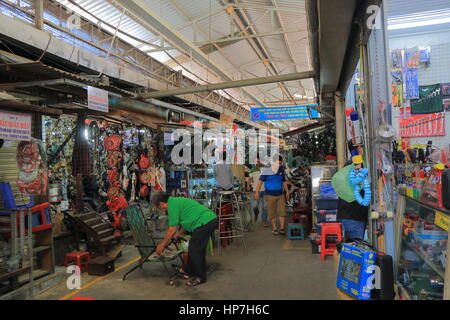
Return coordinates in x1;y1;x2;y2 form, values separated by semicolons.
237;192;254;231
215;190;247;255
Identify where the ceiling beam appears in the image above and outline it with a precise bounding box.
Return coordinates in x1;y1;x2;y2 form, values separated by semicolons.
270;0;308;96
195;28;305;45
222;2;306;14
220;0;300;128
283;119;334;137
138;71;314;99
114;0;268;109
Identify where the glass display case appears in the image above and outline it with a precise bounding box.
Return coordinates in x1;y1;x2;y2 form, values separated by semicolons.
395;192;450;300
189;168;216;207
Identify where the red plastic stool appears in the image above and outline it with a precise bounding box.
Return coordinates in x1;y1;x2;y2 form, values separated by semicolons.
320;223;342;261
64;251;91;273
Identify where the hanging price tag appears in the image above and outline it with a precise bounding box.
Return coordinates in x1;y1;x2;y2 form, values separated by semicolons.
435;211;449;231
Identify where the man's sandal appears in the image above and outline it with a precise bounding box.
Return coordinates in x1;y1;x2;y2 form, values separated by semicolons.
175;267;190;279
272;229;279;235
279;229;286;235
186;277;205;286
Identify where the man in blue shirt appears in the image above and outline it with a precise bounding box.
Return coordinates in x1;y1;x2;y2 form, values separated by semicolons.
255;156;289;235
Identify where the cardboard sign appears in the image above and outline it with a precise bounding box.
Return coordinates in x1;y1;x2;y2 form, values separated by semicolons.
0;111;31;141
88;86;109;112
220;114;234;127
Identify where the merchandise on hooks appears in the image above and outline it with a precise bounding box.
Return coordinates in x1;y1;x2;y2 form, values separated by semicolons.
348;155;371;207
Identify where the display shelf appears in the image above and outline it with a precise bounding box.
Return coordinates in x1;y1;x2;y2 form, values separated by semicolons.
189;168;215;207
397;283;413;300
405;241;445;279
32;246;52;254
395;194;450;300
310;165;338;230
17;268;51;285
399;188;450;216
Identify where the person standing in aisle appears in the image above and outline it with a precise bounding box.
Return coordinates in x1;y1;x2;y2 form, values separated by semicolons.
213;150;234;191
249;157;269;227
254;156;290;235
336;141;369;240
153;192;218;286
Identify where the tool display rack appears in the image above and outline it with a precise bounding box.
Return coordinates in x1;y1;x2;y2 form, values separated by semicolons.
310;164;338;231
166;167;190;197
395;189;450;300
189;167;216;207
0;208;34;298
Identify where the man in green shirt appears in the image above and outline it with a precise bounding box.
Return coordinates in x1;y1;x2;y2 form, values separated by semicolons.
152;192;218;286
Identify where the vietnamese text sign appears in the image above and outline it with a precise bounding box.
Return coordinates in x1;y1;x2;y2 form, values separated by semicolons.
88;86;109;112
251;104;318;121
0;111;31;141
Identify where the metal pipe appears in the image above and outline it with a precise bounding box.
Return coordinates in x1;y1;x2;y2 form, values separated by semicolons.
147;98;219;122
109;97;219;123
335;92;346;169
35;0;44;30
138;71;314;99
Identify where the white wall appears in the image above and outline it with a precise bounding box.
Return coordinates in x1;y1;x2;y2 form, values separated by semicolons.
389;29;450;149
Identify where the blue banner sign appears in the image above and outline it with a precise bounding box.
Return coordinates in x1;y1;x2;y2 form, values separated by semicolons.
310;107;320;119
251;104;319;121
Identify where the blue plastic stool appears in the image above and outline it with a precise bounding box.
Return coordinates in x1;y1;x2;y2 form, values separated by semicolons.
287;223;305;240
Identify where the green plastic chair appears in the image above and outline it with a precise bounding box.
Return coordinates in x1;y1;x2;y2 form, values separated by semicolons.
122;204;184;283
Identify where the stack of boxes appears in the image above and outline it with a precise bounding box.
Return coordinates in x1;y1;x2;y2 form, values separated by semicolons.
311;183;339;253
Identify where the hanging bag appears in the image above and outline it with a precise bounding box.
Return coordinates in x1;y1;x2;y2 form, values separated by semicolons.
331;165;356;203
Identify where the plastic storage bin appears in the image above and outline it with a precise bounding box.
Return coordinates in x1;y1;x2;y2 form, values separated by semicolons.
316;198;339;210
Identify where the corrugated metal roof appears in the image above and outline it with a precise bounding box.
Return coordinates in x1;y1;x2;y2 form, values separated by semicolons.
387;0;450;17
54;0;315;129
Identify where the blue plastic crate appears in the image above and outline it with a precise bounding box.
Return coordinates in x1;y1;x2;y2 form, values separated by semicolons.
316;198;338;210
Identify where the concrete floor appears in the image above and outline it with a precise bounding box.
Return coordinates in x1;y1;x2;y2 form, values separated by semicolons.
34;224;337;300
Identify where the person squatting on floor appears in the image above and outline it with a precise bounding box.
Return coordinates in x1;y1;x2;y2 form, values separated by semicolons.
153;192;218;286
254;155;290;235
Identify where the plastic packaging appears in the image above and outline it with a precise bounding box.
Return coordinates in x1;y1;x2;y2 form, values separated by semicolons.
420;164;445;208
345;108;355;142
350;111;362;145
331;165;356;203
429;147;450;167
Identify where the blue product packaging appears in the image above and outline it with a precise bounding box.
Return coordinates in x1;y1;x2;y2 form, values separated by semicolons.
336;243;376;300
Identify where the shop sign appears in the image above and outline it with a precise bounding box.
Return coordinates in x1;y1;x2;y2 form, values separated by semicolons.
250;104;317;121
435;211;449;232
0;111;31;141
87;86;109;112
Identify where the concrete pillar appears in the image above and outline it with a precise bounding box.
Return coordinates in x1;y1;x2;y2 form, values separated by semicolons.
335;92;346;169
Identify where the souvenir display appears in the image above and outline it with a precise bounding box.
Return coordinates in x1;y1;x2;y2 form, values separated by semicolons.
16;139;48;195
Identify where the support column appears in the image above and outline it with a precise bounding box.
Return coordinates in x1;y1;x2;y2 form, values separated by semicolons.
35;0;44;30
335;92;346;169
